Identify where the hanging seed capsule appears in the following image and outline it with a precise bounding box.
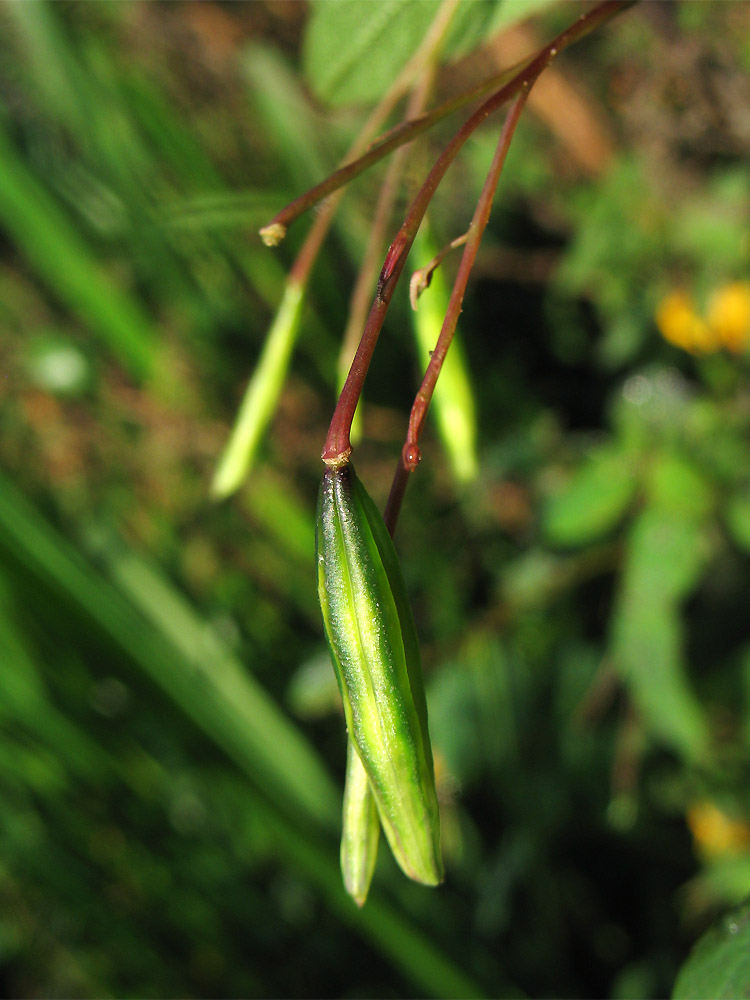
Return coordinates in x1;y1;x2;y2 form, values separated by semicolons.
316;463;442;886
340;736;380;907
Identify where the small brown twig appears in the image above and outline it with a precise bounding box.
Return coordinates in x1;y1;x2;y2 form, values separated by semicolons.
383;89;530;533
409;233;469;311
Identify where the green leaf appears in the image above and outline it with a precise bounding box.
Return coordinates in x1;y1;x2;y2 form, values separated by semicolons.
696;856;750;909
611;507;711;759
243;44;333;190
622;506;708;604
673;899;750;1000
725;491;750;553
0;119;157;378
303;1;503;107
611;598;709;760
646;452;714;519
544;447;638;546
486;0;561;35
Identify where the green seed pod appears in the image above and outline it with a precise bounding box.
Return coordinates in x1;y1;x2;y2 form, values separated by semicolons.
340;737;379;907
316;464;442;886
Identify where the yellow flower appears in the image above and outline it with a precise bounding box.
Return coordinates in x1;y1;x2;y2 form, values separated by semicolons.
655;290;717;354
706;281;750;354
686;800;750;858
655;282;750;356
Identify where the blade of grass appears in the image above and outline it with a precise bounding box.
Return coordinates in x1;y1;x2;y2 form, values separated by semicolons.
0;120;157;378
267;807;495;1000
0;473;339;829
0;478;502;998
4;0;93;141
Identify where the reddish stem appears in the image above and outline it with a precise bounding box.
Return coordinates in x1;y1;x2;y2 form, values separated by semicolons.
338;71;438;404
259;58;527;246
322;0;634;467
266;0;464;280
265;1;634;242
384;90;529;530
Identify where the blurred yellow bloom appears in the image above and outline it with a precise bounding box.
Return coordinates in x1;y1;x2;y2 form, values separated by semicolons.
687;800;750;858
706;281;750;354
655;283;750;356
655;290;716;354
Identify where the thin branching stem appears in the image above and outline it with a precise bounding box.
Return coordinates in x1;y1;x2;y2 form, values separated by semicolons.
211;0;465;498
262;0;462;255
383;90;529;533
321;0;634;468
263;0;634;244
337;38;449;412
259;57;527;247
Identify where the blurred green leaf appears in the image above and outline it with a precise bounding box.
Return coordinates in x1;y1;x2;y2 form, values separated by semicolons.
624;505;708;603
4;0;94;140
244;43;334;190
0;121;157;377
645;452;714;520
544;446;638;546
672;169;750;275
673;899;750;1000
303;0;561;108
612;599;708;759
486;0;561;34
694;856;750;910
0;472;339;829
611;507;710;758
725;492;750;553
304;1;481;107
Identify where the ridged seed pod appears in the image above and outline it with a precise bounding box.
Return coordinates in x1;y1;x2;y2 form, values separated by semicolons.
316;464;442;888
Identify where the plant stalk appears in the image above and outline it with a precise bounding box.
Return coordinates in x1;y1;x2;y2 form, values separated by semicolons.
212;0;462;497
336;20;454;443
264;0;634;242
383;89;530;533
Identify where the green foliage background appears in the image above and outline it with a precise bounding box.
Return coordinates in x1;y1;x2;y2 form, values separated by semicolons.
1;1;750;997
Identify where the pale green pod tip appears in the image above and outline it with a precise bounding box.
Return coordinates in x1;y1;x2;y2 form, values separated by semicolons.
211;282;305;499
316;463;443;887
340;737;379;907
411;224;478;485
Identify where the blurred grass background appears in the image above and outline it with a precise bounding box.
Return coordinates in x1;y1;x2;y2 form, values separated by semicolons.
1;1;750;997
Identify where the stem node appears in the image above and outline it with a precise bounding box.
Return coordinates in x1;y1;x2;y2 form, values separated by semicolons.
403;444;422;470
